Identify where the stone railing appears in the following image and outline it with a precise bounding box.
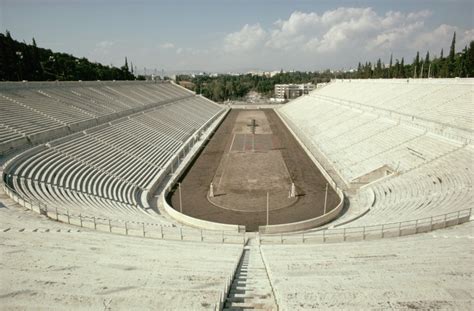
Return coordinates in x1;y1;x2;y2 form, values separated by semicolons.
2;183;245;244
259;208;472;244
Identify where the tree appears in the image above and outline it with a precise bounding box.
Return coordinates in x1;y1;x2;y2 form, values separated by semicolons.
400;58;405;78
466;41;474;77
448;32;456;77
388;54;393;78
413;51;420;78
0;31;136;81
424;51;430;77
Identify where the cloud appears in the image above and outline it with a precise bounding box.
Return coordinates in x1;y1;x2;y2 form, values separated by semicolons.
160;42;175;49
265;8;432;53
223;23;267;53
96;40;115;49
411;24;474;53
90;40;116;60
213;7;473;71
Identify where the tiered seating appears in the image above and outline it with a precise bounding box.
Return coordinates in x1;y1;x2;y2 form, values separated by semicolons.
0;204;242;310
314;79;474;131
279;78;473;226
0;95;65;136
3;83;224;225
262;221;473;310
281;96;465;182
346;146;473;226
0;82;194;153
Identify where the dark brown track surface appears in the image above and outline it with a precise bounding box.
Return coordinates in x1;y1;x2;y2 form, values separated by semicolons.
168;109;339;231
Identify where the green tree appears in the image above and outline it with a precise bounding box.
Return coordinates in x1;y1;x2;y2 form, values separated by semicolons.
448;32;456;77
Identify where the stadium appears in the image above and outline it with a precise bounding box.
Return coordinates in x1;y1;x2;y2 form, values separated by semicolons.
1;2;473;310
1;77;472;309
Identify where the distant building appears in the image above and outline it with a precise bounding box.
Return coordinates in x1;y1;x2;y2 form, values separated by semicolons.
274;83;315;100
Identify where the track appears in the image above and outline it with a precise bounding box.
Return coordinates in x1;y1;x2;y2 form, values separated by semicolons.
168;109;339;231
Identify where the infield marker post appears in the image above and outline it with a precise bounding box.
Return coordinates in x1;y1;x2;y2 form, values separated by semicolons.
266;192;269;226
289;182;296;198
209;183;214;198
178;182;183;213
324;183;328;214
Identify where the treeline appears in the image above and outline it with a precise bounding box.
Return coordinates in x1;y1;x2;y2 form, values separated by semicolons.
176;71;334;102
0;30;141;81
178;32;473;102
351;33;473;79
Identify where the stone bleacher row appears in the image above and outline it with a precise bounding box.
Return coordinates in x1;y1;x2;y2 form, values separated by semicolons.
3;83;225;225
314;78;474;132
279;79;473;227
0;82;192;154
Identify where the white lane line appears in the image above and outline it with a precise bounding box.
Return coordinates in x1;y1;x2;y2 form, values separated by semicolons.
217;153;230;189
229;133;237;153
216;134;236;190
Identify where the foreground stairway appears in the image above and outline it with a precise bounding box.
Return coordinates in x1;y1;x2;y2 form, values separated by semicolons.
224;240;278;310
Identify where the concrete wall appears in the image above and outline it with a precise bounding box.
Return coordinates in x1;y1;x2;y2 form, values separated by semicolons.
0;137;29;156
258;188;344;234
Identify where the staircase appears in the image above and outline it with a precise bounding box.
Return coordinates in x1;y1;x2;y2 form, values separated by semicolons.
224;240;278;310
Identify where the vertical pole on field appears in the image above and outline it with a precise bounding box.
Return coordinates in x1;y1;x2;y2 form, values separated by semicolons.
209;183;214;198
428;63;431;78
324;183;328;214
178;182;183;213
289;182;296;198
266;192;269;226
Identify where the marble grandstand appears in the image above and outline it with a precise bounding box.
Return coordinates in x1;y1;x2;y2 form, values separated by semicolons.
0;79;473;310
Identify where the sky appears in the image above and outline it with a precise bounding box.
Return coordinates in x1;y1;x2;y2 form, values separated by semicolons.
1;0;473;74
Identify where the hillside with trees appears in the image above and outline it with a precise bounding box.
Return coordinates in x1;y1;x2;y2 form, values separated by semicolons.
0;31;138;81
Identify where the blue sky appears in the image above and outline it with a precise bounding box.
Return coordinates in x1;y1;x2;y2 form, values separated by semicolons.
1;0;473;73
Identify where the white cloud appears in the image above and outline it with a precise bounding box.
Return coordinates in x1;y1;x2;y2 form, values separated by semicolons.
265;8;431;53
213;7;473;71
96;40;115;49
411;24;474;53
160;42;175;49
223;23;267;53
90;41;116;62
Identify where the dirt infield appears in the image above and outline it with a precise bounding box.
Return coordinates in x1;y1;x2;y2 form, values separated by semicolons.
209;110;297;212
168;109;339;231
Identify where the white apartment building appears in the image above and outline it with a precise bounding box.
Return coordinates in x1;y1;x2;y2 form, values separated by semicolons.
274;83;315;100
